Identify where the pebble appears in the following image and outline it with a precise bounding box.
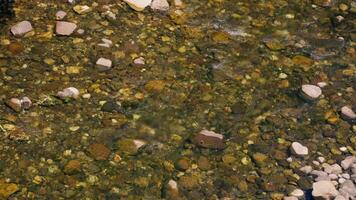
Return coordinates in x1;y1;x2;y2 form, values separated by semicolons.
64;160;81;174
166;179;179;197
284;197;298;200
339;180;356;198
300;165;313;174
290;142;308;156
150;0;170;11
55;11;67;20
57;87;80;99
96;58;112;71
191;129;225;149
10;21;33;37
329;174;338;180
123;0;152;11
56;21;77;36
312;181;339;200
338;178;346;184
334;195;346;200
301;84;322;101
340;106;356;122
341;156;356;170
98;38;112;48
117;138;146;155
73;5;91;14
20;97;32;109
87;143;111;160
318;156;325;163
6;98;22;112
0;180;19;199
133;57;145;65
290;188;304;198
324;164;342;174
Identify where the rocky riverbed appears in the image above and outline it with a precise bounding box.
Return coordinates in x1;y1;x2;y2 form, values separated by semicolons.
0;0;355;199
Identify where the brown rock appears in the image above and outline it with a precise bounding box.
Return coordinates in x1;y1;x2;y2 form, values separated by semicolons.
144;80;166;93
0;180;19;199
7;42;24;55
6;98;22;112
191;129;225;149
88;143;111;160
64;160;81;174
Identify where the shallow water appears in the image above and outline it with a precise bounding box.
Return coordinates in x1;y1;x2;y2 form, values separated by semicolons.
0;0;355;199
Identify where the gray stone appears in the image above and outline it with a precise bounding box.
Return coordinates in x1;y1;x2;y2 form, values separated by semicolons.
150;0;169;11
96;58;112;71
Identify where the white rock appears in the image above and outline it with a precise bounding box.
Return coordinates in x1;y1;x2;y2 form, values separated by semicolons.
341;156;356;170
290;188;304;198
329;174;338;180
96;58;112;71
56;21;77;36
11;21;33;37
56;11;67;20
334;195;346;200
290;142;308;156
299;165;313;174
20;97;32;109
324;164;342;174
150;0;170;11
173;0;184;7
339;147;348;152
312;181;339;200
133;140;146;149
342;173;350;179
123;0;152;11
339;178;346;184
339;180;356;198
57;87;80;99
341;106;356;121
317;82;327;87
133;57;145;65
98;38;113;48
313;161;320;166
301;84;322;100
318;156;325;163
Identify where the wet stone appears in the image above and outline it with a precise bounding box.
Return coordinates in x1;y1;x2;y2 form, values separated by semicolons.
57;87;80;100
56;21;77;36
64;160;81;174
290;142;308;156
150;0;169;11
96;58;112;71
191;129;225;149
341;156;356;170
117;139;146;155
0;180;19;199
123;0;152;11
175;157;190;171
73;5;91;14
11;21;33;37
340;106;356;123
144;80;166;93
301;84;322;101
88;143;111;160
312;181;339;200
101;100;123;113
6;98;22;112
55;11;67;20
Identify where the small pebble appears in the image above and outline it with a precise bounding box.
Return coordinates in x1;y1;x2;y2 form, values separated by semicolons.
11;21;33;37
56;11;67;20
290;142;309;156
57;87;80;99
96;58;112;71
301;84;322;101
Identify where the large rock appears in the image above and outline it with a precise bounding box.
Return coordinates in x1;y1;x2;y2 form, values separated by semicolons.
290;142;308;156
123;0;152;11
312;181;339;200
56;21;77;36
11;21;33;37
191;129;225;149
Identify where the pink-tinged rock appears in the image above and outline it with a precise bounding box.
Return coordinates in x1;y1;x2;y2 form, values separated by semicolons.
6;98;22;112
301;84;322;101
150;0;170;11
56;21;77;36
191;129;225;149
11;21;33;37
341;156;356;170
133;140;146;149
312;181;339;200
56;11;67;20
20;97;32;109
324;164;342;175
340;106;356;122
283;197;298;200
133;57;145;65
57;87;80;99
96;58;112;71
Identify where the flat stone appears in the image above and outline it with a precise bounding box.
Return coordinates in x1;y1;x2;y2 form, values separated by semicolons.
312;181;339;200
301;84;322;100
150;0;169;11
73;5;91;14
341;156;356;170
11;21;33;37
56;21;77;36
290;142;308;156
96;58;112;71
64;160;81;174
191;129;225;149
123;0;152;11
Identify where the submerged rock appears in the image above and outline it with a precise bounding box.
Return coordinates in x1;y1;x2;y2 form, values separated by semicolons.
123;0;152;11
150;0;169;11
340;106;356;123
57;87;80;99
312;181;339;200
117;138;146;155
96;58;112;71
6;98;22;112
10;21;33;37
55;11;67;20
300;84;322;101
290;142;308;156
0;180;19;199
87;143;111;160
191;129;225;149
56;21;77;36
